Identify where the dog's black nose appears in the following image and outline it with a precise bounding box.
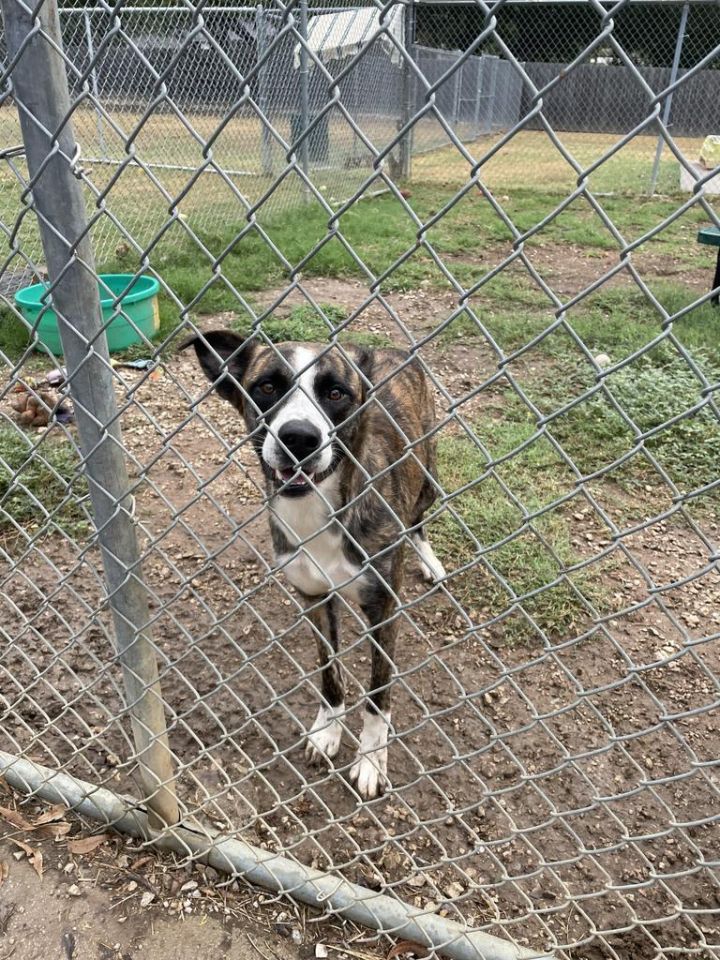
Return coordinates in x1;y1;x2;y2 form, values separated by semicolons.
277;420;322;462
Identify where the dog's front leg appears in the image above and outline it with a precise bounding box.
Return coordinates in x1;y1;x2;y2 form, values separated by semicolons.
304;594;345;765
350;575;399;800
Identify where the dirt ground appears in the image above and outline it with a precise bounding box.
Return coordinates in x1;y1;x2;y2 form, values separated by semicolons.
2;270;719;959
0;825;375;960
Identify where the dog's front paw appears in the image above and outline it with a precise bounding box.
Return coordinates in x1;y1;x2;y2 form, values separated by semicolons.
305;704;344;765
349;749;390;799
349;708;392;799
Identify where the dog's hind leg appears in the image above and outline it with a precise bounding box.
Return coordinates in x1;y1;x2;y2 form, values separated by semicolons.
304;594;345;765
413;526;446;584
411;470;445;584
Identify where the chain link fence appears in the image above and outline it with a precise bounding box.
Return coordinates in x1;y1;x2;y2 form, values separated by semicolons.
1;0;720;958
4;0;717;286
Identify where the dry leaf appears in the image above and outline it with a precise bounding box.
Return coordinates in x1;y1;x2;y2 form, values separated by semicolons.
0;802;69;838
35;821;72;839
0;804;33;831
67;834;110;855
0;861;8;886
9;838;43;879
34;804;67;825
386;942;430;960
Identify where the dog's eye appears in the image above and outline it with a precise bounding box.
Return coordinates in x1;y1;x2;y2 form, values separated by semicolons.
327;387;345;402
258;381;276;396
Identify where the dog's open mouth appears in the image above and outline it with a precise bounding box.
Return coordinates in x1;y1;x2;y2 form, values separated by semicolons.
275;467;314;490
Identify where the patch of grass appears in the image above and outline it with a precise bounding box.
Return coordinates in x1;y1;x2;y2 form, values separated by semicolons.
0;427;89;538
0;308;34;359
230;303;346;342
1;141;715;365
229;303;396;348
548;346;720;491
566;285;720;366
441;281;720;376
432;329;720;641
432;414;599;644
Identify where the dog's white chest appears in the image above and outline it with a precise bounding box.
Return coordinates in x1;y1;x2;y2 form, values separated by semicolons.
272;481;364;601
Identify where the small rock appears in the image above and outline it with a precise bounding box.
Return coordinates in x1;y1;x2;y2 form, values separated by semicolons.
67;884;83;897
140;891;155;908
127;880;138;892
315;946;329;959
180;880;198;893
407;874;426;888
594;353;611;368
444;881;464;899
291;928;302;945
106;753;121;767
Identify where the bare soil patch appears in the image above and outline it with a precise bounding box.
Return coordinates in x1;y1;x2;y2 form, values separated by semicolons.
0;811;376;960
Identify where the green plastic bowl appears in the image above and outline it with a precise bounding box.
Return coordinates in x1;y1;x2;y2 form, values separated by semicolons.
15;273;161;356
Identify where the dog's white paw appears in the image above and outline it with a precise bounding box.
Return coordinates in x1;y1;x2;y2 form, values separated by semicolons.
305;704;344;765
420;557;446;583
414;535;446;583
349;750;390;799
349;709;391;800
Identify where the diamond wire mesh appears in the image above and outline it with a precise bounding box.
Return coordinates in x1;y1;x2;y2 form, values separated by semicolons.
3;1;719;279
1;0;720;958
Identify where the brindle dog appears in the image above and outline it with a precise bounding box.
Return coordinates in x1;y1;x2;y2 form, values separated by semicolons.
183;331;445;799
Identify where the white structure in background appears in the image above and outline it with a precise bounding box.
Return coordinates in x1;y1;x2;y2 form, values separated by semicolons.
293;5;405;69
680;134;720;195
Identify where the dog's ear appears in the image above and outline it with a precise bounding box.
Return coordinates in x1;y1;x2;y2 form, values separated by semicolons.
180;329;256;412
349;346;374;401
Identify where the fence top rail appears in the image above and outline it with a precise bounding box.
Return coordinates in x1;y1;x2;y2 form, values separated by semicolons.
57;4;363;13
54;0;719;12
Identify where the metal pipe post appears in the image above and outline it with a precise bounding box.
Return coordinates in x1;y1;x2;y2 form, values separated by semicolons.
298;0;311;201
82;8;106;159
399;0;416;179
1;0;178;829
453;56;462;128
649;1;689;195
255;4;273;176
473;57;483;139
485;55;498;134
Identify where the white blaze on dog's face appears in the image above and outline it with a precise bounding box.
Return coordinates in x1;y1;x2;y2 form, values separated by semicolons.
260;347;335;487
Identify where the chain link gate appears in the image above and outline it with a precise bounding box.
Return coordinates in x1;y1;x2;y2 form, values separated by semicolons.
0;0;719;958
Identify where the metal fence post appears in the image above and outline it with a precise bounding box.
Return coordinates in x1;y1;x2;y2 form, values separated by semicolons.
255;3;273;177
1;0;178;829
453;53;462;127
399;0;416;179
298;0;311;201
485;55;498;134
473;56;483;139
649;1;689;195
82;8;107;161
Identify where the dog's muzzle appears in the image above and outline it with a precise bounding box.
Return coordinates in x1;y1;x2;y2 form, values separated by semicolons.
272;419;325;495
